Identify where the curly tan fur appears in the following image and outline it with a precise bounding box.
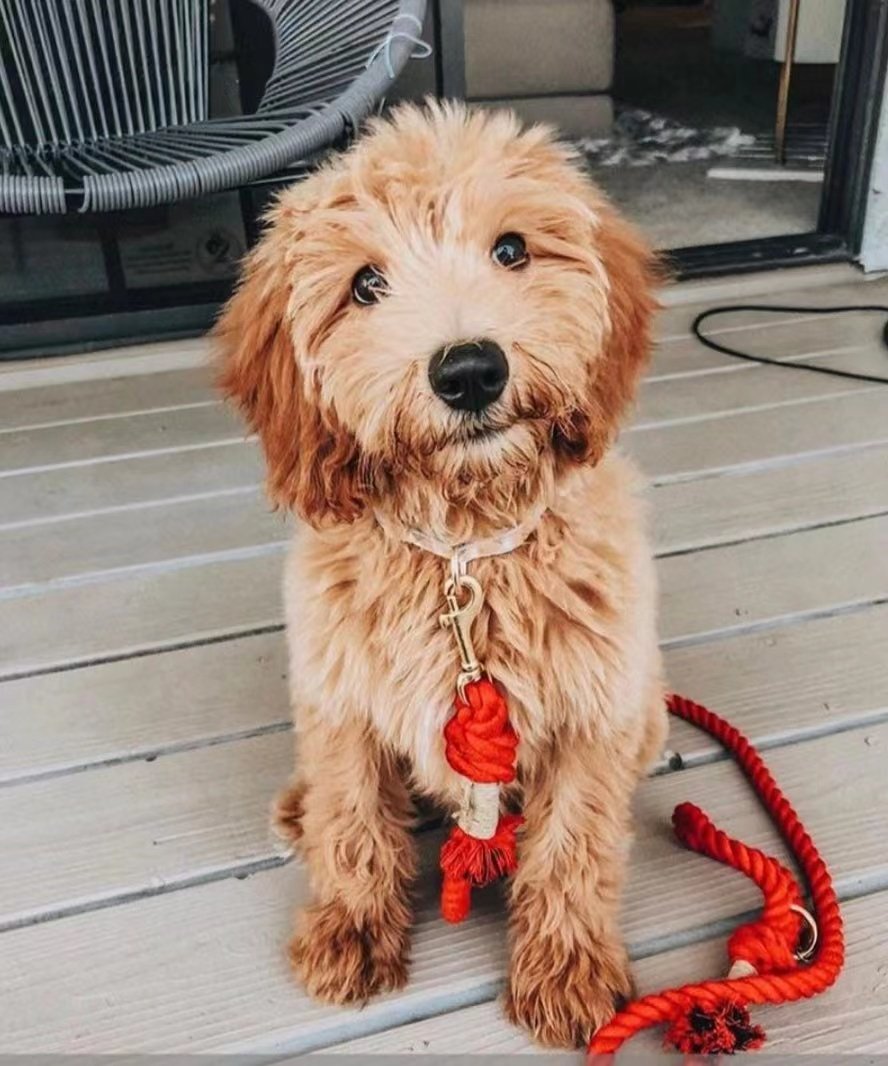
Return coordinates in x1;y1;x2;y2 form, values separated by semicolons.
216;101;667;1048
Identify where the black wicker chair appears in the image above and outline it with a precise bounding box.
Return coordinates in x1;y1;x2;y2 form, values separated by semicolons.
0;0;428;214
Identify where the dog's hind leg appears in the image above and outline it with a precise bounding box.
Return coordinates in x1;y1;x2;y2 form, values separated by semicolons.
271;778;307;846
504;730;637;1048
288;712;417;1005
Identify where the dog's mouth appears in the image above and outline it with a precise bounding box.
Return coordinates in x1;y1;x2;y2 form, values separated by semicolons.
464;422;504;442
457;416;514;444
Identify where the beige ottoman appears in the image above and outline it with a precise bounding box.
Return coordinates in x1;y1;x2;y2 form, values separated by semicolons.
464;0;615;136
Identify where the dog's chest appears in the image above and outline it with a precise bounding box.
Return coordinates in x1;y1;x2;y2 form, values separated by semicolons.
285;527;641;795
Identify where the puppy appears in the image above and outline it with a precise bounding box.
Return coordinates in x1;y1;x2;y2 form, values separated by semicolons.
217;101;667;1049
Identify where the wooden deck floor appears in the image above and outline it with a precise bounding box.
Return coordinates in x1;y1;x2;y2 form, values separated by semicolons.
2;264;887;1056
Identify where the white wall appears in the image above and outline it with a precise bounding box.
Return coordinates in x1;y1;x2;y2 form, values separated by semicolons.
860;77;888;272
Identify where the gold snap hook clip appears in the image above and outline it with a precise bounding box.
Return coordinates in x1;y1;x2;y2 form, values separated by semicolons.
440;563;484;700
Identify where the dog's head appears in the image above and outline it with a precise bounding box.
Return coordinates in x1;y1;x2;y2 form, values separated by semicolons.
217;102;659;528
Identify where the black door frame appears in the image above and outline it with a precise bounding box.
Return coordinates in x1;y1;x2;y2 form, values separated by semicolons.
668;0;888;277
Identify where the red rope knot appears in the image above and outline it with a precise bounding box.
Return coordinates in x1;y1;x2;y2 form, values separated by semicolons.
440;678;522;924
729;920;799;975
443;677;518;783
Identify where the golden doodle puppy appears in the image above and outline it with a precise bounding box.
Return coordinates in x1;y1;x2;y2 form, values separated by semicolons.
217;101;667;1049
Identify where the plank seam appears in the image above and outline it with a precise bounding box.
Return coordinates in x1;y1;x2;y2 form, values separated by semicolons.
655;509;888;560
661;596;888;651
2;385;883;481
651;704;888;776
645;342;869;383
0;720;294;789
3;595;883;691
629;384;878;434
649;438;888;486
0;485;262;534
0;335;870;435
0;541;289;603
656;311;872;345
0;822;444;934
0;400;218;436
4;507;883;604
0;437;252;480
4;439;886;538
8;696;888;804
0;623;287;684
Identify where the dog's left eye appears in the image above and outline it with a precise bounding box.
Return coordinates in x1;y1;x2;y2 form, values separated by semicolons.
491;232;529;269
352;265;389;306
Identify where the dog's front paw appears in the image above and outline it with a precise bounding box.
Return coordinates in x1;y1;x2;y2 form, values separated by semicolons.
505;934;634;1048
289;898;410;1005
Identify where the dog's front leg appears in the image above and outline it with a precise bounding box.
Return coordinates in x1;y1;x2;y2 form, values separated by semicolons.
285;713;417;1004
505;734;635;1048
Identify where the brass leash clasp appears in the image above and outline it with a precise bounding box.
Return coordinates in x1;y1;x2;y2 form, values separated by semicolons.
440;564;484;700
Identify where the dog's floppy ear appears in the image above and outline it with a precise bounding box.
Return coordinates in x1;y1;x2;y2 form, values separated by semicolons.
215;213;367;526
556;202;660;466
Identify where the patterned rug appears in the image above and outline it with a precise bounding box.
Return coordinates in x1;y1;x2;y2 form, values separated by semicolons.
576;106;755;168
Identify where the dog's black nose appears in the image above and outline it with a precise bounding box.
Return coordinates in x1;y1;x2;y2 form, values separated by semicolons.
428;340;509;412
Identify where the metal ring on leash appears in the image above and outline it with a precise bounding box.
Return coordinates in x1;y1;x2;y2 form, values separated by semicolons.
790;903;819;962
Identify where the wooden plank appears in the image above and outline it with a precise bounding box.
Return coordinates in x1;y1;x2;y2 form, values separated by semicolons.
628;390;888;482
0;403;242;477
663;603;888;765
1;723;885;1051
0;367;213;431
639;367;874;429
2;306;882;434
0;375;883;546
0;552;284;681
650;315;888;381
657;264;881;311
0;441;263;530
3;595;885;792
653;445;888;554
2;438;883;593
332;890;888;1055
3;510;884;681
0;632;290;785
649;339;888;387
2;713;885;938
0;490;287;593
659;514;888;646
656;273;888;340
0;336;209;392
0;864;506;1054
0;732;293;930
0;292;882;483
6;449;883;596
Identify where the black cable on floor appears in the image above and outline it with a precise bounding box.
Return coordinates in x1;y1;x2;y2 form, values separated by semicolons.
691;303;888;385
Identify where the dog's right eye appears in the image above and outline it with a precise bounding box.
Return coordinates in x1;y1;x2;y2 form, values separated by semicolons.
491;232;528;270
352;265;389;306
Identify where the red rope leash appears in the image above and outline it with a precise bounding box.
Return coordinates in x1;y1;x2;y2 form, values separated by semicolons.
440;687;844;1055
588;693;845;1057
